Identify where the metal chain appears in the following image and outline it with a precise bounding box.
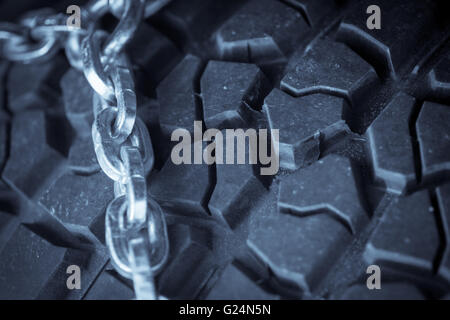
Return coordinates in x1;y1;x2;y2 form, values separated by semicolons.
0;0;171;300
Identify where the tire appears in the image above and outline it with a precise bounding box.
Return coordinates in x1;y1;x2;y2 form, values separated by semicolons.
0;0;450;300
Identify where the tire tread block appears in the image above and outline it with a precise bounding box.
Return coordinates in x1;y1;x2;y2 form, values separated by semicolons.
149;147;212;216
281;39;378;106
338;282;425;300
37;247;108;299
216;0;309;65
84;270;134;300
282;0;338;27
427;55;450;101
152;0;243;51
437;183;450;283
366;93;416;194
2;111;65;199
38;171;113;245
363;190;440;275
264;89;349;170
60;69;94;137
0;118;8;174
127;22;181;91
0;210;18;252
0;61;9;112
205;261;280;300
68;137;101;175
279;155;368;235
245;177;353;295
209;160;265;229
158;223;214;299
336;0;441;78
416;101;450;183
0;224;107;299
201;61;270;129
156;54;202;134
7;56;66;113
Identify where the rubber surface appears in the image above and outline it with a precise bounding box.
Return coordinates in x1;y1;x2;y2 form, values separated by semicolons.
0;0;450;299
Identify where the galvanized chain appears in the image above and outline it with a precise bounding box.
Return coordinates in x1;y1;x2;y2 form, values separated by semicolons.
0;0;170;300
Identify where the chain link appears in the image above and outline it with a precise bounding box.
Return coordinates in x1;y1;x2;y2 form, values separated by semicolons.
0;0;172;300
0;9;61;64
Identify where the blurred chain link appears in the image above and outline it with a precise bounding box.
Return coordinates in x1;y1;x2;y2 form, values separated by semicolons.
0;0;171;300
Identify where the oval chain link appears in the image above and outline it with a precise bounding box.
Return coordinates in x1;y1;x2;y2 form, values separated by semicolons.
92;106;154;182
0;9;61;63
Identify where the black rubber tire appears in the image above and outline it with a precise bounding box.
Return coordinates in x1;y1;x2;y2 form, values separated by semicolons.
0;0;450;300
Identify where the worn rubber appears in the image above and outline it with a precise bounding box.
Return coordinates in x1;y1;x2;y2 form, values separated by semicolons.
0;0;450;300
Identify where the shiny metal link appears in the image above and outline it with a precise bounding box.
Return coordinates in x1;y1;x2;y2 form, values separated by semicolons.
0;0;165;65
19;8;57;28
85;39;137;140
27;13;82;37
82;30;115;102
128;235;157;300
82;0;144;102
65;31;87;70
0;9;62;64
65;1;103;70
105;195;169;278
92;107;125;182
92;107;154;182
106;195;137;278
120;146;147;227
110;54;137;138
2;37;59;63
30;12;89;70
145;194;169;274
102;0;145;67
85;0;110;21
143;0;172;18
110;145;150;289
82;32;137;141
114;179;127;197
